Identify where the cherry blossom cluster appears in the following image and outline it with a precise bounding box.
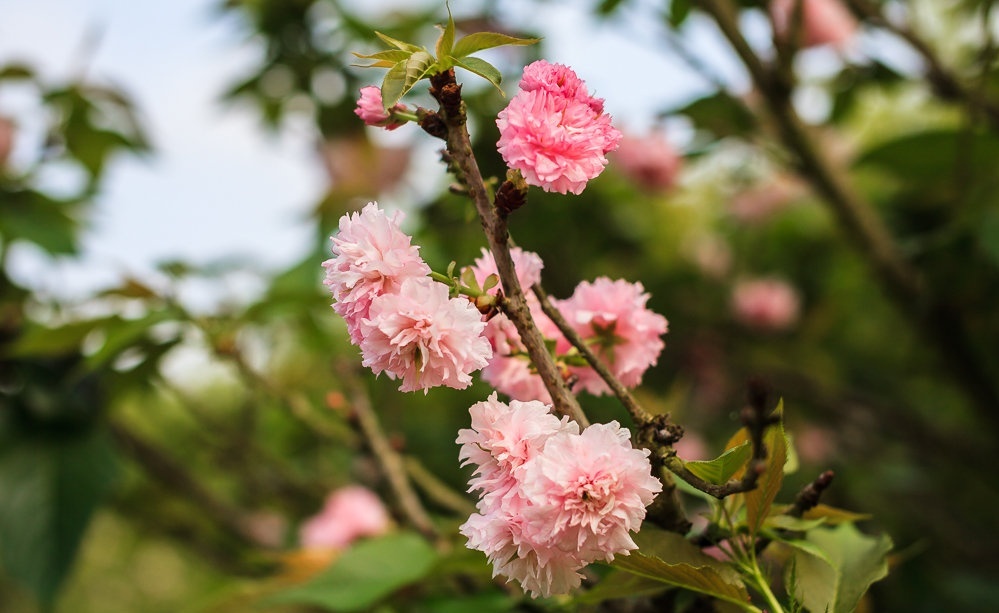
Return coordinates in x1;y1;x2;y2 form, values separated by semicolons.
457;393;662;597
470;248;669;402
497;60;622;195
322;202;491;392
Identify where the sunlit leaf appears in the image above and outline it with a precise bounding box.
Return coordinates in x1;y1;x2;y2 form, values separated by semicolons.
454;57;503;92
784;524;893;613
435;4;456;59
374;31;423;53
683;441;751;485
266;532;438;611
745;400;787;535
451;32;540;58
381;60;409;109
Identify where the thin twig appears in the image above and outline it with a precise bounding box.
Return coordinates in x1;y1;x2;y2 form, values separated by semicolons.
339;363;438;539
427;69;588;427
532;283;651;426
405;456;477;517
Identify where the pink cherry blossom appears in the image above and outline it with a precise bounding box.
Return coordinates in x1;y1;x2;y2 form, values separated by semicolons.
299;485;391;550
731;277;801;331
322;202;431;343
457;392;577;505
354;86;408;130
614;132;682;193
521;422;662;564
771;0;857;49
470;247;545;295
458;397;661;597
557;278;669;395
359;276;491;392
497;62;621;195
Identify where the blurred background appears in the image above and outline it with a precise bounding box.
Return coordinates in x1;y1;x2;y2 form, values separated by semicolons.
2;0;998;611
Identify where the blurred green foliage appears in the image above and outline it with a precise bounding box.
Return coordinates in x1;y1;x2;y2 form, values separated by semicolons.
3;0;999;611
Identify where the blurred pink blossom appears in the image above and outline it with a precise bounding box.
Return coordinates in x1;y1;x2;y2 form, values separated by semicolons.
795;424;838;464
557;278;669;395
731;277;801;331
0;116;13;168
728;175;805;224
497;61;621;195
673;431;709;461
359;276;492;392
299;485;391;550
613;132;682;192
771;0;857;49
458;396;660;597
354;86;408;130
322;202;431;343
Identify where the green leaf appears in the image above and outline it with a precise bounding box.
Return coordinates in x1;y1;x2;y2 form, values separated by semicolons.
683;441;751;485
0;425;119;606
614;527;758;611
667;0;692;27
673;92;755;139
352;49;412;66
405;51;436;91
451;32;540;58
381;60;409;109
454;57;503;92
0;189;80;254
854;129;999;189
267;532;438;611
784;524;893;613
745;401;787;535
574;569;670;605
374;31;423;53
435;4;456;59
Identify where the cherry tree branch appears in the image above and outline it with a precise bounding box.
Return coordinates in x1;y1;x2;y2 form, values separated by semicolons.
339;362;438;540
427;69;588;427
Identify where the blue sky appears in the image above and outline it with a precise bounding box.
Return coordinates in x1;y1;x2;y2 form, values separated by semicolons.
0;0;732;303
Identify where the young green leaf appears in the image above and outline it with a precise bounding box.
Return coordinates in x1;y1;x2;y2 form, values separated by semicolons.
374;31;423;53
452;32;540;58
403;50;436;96
381;60;409;109
352;49;412;68
436;4;456;59
745;401;788;535
454;57;503;92
683;441;752;485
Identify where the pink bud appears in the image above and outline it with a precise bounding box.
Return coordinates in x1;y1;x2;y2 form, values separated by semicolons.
771;0;857;49
731;277;801;331
613;132;682;192
354;86;408;130
299;485;391;550
0;116;14;168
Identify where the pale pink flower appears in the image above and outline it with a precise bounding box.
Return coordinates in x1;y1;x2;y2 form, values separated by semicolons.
728;175;804;224
673;431;709;462
354;86;408;130
299;485;391;550
732;277;801;331
771;0;857;49
557;278;669;395
521;422;662;564
497;62;621;195
322;202;431;343
359;276;491;392
457;392;577;505
470;247;545;295
458;398;661;598
471;247;558;402
614;132;682;192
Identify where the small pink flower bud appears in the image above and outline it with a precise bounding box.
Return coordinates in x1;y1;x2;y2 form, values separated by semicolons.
354;86;408;130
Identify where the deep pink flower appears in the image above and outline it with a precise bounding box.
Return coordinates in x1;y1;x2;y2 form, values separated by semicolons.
771;0;857;49
299;485;391;550
614;132;682;192
359;276;491;392
557;278;669;395
497;63;621;195
354;86;408;130
322;202;431;343
731;277;801;331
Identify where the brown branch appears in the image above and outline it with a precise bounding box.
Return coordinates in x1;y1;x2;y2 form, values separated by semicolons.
846;0;999;131
109;420;259;545
339;363;438;540
532;283;651;427
428;69;588;427
694;0;999;436
789;470;835;518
